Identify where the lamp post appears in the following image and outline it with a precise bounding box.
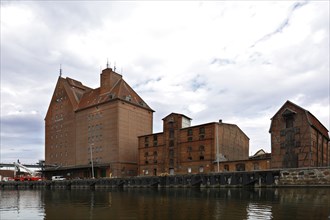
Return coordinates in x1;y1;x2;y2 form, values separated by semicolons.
216;124;220;172
90;145;94;179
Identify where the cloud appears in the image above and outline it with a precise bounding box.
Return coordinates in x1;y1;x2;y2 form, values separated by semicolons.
0;1;329;164
1;113;44;163
251;1;309;47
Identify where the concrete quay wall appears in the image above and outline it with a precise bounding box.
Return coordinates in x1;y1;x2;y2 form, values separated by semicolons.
1;168;329;190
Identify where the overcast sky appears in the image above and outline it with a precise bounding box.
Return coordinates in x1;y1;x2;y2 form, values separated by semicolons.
1;1;329;165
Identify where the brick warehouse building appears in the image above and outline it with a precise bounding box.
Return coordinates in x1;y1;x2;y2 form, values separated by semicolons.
44;67;153;179
138;113;249;176
269;100;329;168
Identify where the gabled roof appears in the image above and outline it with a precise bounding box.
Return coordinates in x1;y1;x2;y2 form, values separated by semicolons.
77;76;153;111
270;100;329;139
45;76;92;119
249;149;271;160
46;68;153;118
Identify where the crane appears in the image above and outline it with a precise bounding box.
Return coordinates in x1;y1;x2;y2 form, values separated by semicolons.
13;162;43;181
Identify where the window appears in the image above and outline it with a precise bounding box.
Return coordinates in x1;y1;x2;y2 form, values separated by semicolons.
199;145;205;152
199;127;205;134
153;151;157;156
187;137;193;142
253;162;259;170
169;129;174;139
187;129;193;136
224;165;229;171
169;159;174;167
144;136;149;147
285;116;294;128
169;140;174;147
169;149;174;157
199;166;204;173
153;135;158;146
187;146;192;160
236;163;245;171
199;155;204;160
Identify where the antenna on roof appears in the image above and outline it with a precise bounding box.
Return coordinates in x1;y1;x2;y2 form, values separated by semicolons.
114;61;116;72
59;64;62;77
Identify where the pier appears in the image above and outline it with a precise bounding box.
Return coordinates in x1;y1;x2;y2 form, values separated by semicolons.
1;170;280;189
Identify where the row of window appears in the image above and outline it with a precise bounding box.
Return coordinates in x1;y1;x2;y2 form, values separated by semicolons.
88;135;103;143
187;127;205;136
187;145;205;152
144;135;158;142
143;145;206;157
50;151;68;158
187;155;205;161
50;142;68;149
142;166;204;175
87;146;103;153
222;162;260;171
50;133;68;139
144;136;206;148
144;151;158;156
87;112;103;121
51;124;64;130
88;157;103;164
144;135;158;147
88;123;103;131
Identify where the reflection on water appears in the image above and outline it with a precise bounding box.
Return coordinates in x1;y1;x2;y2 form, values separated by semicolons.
0;190;45;220
0;188;329;220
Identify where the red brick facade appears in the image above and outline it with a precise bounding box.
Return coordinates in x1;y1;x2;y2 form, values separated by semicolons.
269;101;329;168
45;69;328;179
217;149;271;172
45;68;153;179
138;113;250;176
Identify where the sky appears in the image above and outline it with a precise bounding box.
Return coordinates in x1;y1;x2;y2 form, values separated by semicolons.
1;1;329;165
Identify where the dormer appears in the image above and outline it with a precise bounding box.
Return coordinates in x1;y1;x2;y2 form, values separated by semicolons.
282;108;296;128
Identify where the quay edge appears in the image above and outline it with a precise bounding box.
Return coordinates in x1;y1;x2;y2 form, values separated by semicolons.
1;168;330;190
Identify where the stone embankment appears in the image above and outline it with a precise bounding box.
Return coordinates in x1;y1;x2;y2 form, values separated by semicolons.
279;167;330;186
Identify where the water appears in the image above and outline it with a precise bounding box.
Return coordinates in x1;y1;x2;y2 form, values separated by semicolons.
1;188;329;220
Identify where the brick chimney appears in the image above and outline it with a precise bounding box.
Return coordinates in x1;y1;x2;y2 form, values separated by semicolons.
100;67;122;94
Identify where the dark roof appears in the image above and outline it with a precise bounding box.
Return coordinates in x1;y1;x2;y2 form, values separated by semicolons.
162;112;192;120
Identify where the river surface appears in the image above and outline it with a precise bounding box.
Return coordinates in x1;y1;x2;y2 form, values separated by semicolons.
0;188;329;220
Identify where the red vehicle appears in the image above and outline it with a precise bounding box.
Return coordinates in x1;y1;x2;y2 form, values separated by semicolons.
13;162;43;181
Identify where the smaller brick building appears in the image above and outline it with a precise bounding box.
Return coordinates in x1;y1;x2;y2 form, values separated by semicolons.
138;113;249;176
269;100;329;168
217;149;271;172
